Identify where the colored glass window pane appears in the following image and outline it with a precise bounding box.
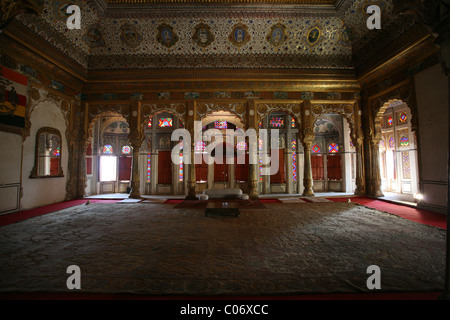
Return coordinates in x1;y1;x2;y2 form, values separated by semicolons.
148;119;152;128
236;141;247;151
329;143;339;153
159;117;173;127
389;137;395;149
291;118;296;128
103;145;113;154
147;154;151;182
398;112;407;123
292;139;297;182
179;153;183;182
269;117;284;128
402;151;411;179
214;121;228;129
52;147;60;157
195;141;206;152
312;144;321;154
400;135;409;147
122;145;131;155
387;116;393;127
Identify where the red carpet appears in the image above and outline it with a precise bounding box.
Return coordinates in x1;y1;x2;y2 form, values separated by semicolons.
327;197;447;229
0;199;120;227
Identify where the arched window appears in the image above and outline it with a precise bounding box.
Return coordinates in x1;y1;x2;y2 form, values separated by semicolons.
103;144;113;154
328;143;339;154
121;145;131;155
312;144;321;154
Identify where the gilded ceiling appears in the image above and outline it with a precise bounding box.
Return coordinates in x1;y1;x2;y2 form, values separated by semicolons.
8;0;420;70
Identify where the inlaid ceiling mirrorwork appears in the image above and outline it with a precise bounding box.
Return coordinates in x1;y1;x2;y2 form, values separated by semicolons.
10;0;419;70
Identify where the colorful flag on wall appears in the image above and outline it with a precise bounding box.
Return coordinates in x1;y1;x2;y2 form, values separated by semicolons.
0;66;27;128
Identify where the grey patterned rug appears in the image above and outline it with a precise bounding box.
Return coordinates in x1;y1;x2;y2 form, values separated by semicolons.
0;202;446;296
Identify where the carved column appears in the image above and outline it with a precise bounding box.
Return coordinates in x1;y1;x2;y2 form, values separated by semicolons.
129;141;142;199
248;100;259;199
186;100;197;199
354;132;366;195
76;102;89;198
302;136;315;197
129;101;144;199
369;139;384;198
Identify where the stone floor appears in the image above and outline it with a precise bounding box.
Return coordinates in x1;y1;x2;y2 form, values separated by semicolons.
0;200;445;296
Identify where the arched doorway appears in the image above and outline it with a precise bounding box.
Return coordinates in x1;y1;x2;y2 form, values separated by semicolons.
311;114;355;193
85;114;132;195
143;111;185;195
378;102;419;198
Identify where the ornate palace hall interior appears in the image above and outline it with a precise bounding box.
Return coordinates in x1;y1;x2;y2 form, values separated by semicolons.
0;0;449;300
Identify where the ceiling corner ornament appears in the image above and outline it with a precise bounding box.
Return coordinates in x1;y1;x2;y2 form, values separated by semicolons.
156;23;179;48
53;1;77;22
0;0;43;30
229;23;251;48
266;23;288;47
83;22;106;49
337;24;353;48
120;23;143;48
192;23;215;48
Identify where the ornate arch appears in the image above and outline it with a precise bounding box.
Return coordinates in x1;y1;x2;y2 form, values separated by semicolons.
369;79;418;140
201;110;245;129
141;102;187;130
25;86;73;142
256;102;302;129
196;102;247;128
310;102;358;145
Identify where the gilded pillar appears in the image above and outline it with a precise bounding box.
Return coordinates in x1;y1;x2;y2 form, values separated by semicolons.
354;131;366;195
186;100;197;199
369;139;384;198
302;136;315;197
248;100;259;199
129;101;144;199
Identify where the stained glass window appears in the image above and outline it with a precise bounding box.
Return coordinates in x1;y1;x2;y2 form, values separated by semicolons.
103;145;113;154
148;118;152;128
52;147;60;157
292;139;297;182
387;116;394;127
402;151;411;179
259;138;263;182
291;118;296;128
389;137;395;149
122;145;131;155
312;144;321;154
195;141;206;152
214;121;228;129
258;122;262;128
147;154;151;182
400;135;409;147
179;146;184;182
328;143;339;154
236;141;247;151
269;116;285;128
158;117;173;128
398;112;407;124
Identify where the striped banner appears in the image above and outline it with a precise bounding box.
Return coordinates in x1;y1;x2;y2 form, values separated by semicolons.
0;66;27;128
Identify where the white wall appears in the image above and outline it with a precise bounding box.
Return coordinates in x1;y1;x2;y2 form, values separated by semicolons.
0;131;22;214
21;101;68;210
414;63;449;212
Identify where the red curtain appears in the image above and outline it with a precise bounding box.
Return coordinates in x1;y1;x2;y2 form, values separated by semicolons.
118;156;132;181
270;149;285;184
86;158;92;175
50;158;59;176
158;151;172;184
312;155;324;180
214;159;228;182
195;159;208;182
235;153;249;182
327;154;342;181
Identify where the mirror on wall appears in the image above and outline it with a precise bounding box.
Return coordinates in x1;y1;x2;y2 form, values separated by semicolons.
30;127;64;178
